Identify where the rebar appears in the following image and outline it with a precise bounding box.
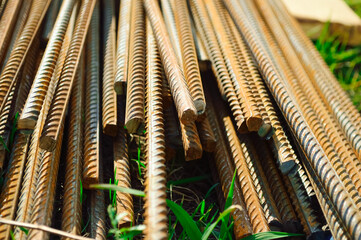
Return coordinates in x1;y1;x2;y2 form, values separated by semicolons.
42;0;61;42
196;115;216;153
83;1;100;188
143;20;168;240
89;190;106;240
144;0;197;124
18;0;76;130
114;0;131;94
39;0;95;151
124;0;145;134
102;0;117;136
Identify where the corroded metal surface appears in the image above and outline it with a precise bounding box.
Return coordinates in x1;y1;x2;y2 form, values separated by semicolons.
196;114;216;153
102;0;117;136
61;48;84;238
39;0;95;151
143;21;168;240
174;0;206;115
89;190;106;240
124;0;145;134
144;0;197;124
180;120;203;161
18;0;76;130
83;2;100;188
223;0;361;237
114;0;131;94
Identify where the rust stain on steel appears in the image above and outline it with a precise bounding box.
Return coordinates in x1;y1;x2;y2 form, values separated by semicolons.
189;0;246;132
102;0;117;136
14;10;75;239
114;0;131;94
39;0;96;151
204;0;263;132
196;114;216;152
61;45;83;238
83;2;101;188
206;96;253;238
257;0;361;193
269;0;361;159
143;20;168;240
18;0;76;130
174;0;206;115
0;132;31;240
180;120;203;161
27;126;64;240
255;139;299;231
223;0;361;237
144;0;197;124
0;0;22;68
124;0;145;134
0;0;50;112
114;125;134;228
161;70;172;108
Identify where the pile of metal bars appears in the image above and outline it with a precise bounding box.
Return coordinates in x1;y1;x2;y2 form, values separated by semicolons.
0;0;360;239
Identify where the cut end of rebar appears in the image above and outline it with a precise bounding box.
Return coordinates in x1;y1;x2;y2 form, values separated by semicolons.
236;119;248;134
194;100;206;116
257;123;274;139
83;177;100;190
185;147;203;161
180;108;198;124
125;118;143;134
279;160;298;175
103;123;118;137
17;117;37;130
114;82;125;95
246;116;264;132
39;135;56;151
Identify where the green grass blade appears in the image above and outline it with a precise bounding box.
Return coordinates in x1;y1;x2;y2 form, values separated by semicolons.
240;231;304;240
167;175;209;188
90;184;145;197
220;170;237;239
166;199;203;240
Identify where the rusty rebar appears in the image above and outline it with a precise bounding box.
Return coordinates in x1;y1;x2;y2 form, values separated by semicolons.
39;0;96;151
269;0;361;159
180;120;203;161
0;132;31;240
0;0;50;112
143;20;168;240
102;0;117;136
206;95;254;238
18;0;76;130
144;0;197;124
204;0;263;132
61;46;83;238
174;0;206;116
124;0;145;134
83;2;101;188
0;0;22;69
89;190;106;240
189;0;246;132
114;0;131;94
196;115;216;153
223;0;361;237
42;0;61;42
114;125;134;228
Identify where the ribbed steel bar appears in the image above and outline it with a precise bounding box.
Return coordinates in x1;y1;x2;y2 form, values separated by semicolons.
0;0;7;19
174;0;206;116
61;47;83;238
18;0;76;130
39;0;96;151
89;190;106;240
0;132;31;240
189;0;246;132
269;0;361;159
143;20;168;240
27;125;64;240
161;70;172;108
204;0;263;132
42;0;61;41
256;0;361;191
114;0;131;94
102;0;117;136
14;10;75;239
114;125;133;227
163;102;182;149
144;0;197;124
255;138;299;232
83;2;100;188
124;0;145;134
206;94;253;238
196;115;216;153
0;0;21;69
180;120;203;161
223;0;361;237
0;0;50;112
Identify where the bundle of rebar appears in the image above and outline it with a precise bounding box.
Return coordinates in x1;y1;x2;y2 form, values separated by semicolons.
0;0;360;239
